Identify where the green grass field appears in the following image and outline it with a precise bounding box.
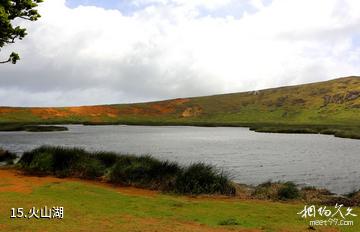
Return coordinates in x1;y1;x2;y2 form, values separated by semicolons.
1;170;358;232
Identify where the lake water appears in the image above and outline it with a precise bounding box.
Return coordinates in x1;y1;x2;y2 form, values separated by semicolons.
1;125;359;194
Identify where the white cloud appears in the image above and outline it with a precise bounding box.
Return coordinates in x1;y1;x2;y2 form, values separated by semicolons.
133;0;233;9
0;0;360;106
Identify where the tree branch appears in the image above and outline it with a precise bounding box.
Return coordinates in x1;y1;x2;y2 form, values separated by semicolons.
0;59;11;64
0;52;20;64
19;16;32;20
1;0;43;65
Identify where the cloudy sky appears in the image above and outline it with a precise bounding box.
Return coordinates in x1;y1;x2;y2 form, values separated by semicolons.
1;0;360;106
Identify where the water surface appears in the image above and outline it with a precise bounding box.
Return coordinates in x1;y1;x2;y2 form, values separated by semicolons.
1;125;359;194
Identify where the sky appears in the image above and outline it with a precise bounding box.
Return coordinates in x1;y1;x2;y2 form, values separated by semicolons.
0;0;360;107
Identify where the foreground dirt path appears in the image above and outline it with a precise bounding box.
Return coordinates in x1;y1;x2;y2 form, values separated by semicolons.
0;168;158;197
0;168;67;194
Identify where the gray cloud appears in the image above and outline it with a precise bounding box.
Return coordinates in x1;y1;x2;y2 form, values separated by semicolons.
0;0;360;107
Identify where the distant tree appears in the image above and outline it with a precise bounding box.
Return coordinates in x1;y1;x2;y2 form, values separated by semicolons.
0;0;43;64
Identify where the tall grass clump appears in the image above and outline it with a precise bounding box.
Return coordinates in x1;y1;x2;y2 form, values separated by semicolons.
19;146;106;179
253;181;300;200
109;155;181;190
278;182;300;200
0;148;17;164
18;146;235;195
174;163;235;195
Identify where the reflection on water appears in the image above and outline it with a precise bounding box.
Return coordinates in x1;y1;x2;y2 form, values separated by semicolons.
0;125;359;194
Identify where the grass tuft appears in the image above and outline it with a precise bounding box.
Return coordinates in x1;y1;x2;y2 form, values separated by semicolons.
0;148;17;163
218;218;239;226
174;163;235;195
278;182;300;200
252;181;300;200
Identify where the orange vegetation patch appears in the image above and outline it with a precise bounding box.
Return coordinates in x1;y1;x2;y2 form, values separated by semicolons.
119;98;190;116
0;107;19;114
30;108;70;119
0;224;7;232
29;106;120;119
67;106;119;118
182;106;203;117
1;98;190;121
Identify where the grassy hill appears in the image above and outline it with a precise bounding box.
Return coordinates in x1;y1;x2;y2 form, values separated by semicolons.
1;76;360;138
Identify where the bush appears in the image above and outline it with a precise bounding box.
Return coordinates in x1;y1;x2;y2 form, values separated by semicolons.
19;146;101;178
301;186;317;191
174;163;235;195
6;159;14;165
110;156;153;185
277;182;300;200
218;218;239;225
346;189;360;198
109;155;180;190
50;147;86;173
28;152;54;173
252;181;279;200
252;181;300;200
76;158;105;179
95;152;119;168
0;148;17;162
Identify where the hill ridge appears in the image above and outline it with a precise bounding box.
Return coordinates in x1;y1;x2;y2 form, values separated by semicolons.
0;76;359;129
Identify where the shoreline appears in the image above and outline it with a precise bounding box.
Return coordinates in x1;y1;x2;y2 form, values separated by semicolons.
1;122;359;140
0;124;68;132
0;166;359;210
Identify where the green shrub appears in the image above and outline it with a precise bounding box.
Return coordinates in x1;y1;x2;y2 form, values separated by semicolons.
19;146;100;178
109;155;180;190
253;181;300;200
20;146;80;176
18;149;36;166
252;181;278;200
95;152;119;168
218;218;239;225
278;182;300;200
76;158;105;179
0;148;17;162
258;180;272;188
174;163;235;195
110;157;149;185
28;152;54;173
6;159;14;165
301;186;317;191
346;189;360;198
50;147;86;172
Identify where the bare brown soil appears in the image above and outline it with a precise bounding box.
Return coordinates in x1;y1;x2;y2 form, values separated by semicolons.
0;169;158;197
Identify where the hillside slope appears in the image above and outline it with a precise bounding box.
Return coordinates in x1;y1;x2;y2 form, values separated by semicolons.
1;76;359;125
